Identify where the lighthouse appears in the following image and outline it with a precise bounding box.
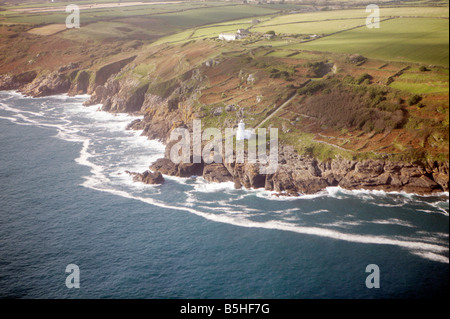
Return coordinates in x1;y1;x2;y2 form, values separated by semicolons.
236;120;246;141
236;120;253;140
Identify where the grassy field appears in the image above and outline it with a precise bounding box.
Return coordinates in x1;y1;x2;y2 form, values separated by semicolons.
252;18;367;35
150;7;449;68
254;6;449;27
295;18;449;67
0;1;238;24
151;5;276;29
389;69;449;94
0;1;448;162
27;23;66;35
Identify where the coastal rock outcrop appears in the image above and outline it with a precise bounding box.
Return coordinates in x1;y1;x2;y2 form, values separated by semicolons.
0;71;37;91
17;72;71;97
2;62;447;196
126;170;165;184
148;142;448;195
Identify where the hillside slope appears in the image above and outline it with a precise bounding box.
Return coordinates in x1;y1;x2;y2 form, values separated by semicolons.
0;2;448;194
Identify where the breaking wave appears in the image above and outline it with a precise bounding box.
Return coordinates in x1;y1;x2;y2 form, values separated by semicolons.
0;91;448;264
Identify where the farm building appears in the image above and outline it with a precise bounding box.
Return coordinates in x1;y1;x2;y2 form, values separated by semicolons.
237;29;251;36
219;33;238;41
218;29;251;41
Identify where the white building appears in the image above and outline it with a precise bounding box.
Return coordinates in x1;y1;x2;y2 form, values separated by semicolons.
237;29;250;36
219;33;238;41
236;120;253;141
218;29;250;41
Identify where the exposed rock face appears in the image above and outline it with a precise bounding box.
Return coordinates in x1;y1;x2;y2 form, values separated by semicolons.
148;143;448;195
1;70;71;97
0;71;37;91
126;170;165;184
98;78;148;113
150;158;204;178
203;163;233;183
68;70;90;95
21;72;71;97
90;56;136;90
84;78;120;106
2;62;448;196
138;94;183;140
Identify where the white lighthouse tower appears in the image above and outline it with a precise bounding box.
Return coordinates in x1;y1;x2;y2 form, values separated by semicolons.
236;120;246;141
236;120;253;140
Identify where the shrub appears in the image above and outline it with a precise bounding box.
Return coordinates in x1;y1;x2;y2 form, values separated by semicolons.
297;81;326;95
298;87;406;133
417;102;425;108
408;94;422;106
419;66;429;72
270;68;279;74
356;73;373;84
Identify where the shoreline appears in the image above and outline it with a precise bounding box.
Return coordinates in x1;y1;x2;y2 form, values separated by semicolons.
1;64;448;196
2;89;449;198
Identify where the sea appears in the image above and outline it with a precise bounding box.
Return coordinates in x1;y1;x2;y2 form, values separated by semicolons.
0;91;448;299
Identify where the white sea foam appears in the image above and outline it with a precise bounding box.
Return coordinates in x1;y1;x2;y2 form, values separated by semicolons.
410;251;449;264
2;91;448;264
318;220;363;228
370;218;416;228
193;178;235;193
303;209;330;215
84;181;450;263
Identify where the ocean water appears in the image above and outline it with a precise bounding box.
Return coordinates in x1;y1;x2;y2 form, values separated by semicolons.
0;91;448;299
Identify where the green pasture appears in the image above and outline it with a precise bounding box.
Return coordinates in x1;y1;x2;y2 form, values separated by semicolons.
255;6;449;27
295;18;449;67
252;18;367;35
389;70;449;94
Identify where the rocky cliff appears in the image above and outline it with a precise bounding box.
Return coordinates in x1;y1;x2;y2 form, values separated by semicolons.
148;142;448;195
1;59;448;196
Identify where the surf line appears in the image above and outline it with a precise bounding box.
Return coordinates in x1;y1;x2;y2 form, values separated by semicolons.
79;166;449;264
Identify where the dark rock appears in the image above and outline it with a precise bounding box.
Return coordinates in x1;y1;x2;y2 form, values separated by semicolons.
178;162;204;177
126;119;145;131
58;62;79;73
130;170;165;184
21;72;71;97
203;163;233;183
212;107;223;116
0;71;37;90
150;158;178;176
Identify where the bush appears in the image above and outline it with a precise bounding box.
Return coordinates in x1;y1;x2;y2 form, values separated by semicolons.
298;87;406;133
419;66;429;72
270;68;279;74
297;80;326;95
417;102;425;108
408;94;422;106
356;73;373;84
